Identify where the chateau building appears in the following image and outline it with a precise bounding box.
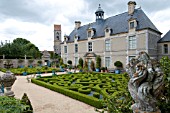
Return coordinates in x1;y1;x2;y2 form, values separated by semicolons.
158;30;170;59
60;1;162;69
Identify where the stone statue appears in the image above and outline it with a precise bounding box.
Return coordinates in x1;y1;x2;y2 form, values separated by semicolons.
126;52;164;113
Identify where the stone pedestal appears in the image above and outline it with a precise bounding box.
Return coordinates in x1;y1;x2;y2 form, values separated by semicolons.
4;87;15;97
133;109;161;113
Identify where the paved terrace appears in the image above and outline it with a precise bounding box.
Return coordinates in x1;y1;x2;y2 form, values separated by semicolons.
10;72;98;113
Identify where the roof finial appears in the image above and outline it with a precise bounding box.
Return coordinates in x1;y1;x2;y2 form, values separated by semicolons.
99;4;101;8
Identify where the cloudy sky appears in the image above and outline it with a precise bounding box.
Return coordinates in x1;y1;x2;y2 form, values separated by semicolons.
0;0;170;51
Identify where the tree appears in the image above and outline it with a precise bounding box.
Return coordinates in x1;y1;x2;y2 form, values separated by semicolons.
114;61;123;68
96;55;101;69
0;38;41;59
78;58;84;68
159;56;170;112
67;60;72;65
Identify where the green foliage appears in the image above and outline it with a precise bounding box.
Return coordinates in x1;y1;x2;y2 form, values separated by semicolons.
0;38;41;59
21;93;33;113
83;61;88;72
67;60;72;65
0;96;30;113
114;61;123;68
96;55;101;69
32;73;131;111
37;60;42;65
59;58;64;65
159;56;170;112
78;58;84;68
31;78;103;108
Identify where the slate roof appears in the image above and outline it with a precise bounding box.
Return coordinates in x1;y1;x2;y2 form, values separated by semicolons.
158;30;170;43
66;8;161;43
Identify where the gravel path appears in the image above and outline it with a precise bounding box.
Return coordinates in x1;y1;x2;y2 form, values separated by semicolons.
12;73;98;113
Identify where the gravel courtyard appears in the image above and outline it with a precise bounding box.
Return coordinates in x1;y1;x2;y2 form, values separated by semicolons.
12;73;98;113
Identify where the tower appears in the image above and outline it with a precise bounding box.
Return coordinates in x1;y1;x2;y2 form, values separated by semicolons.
54;24;61;55
95;4;104;24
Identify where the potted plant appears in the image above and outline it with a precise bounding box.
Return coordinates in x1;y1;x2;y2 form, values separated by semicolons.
23;66;28;76
101;67;105;73
114;61;123;74
96;55;101;72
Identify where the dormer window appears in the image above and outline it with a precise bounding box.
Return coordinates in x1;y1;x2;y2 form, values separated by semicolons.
128;19;137;30
74;35;79;41
130;21;134;29
106;29;109;33
88;31;91;37
105;27;112;36
64;35;69;42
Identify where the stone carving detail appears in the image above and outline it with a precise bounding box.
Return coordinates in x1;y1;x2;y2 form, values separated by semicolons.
126;52;164;112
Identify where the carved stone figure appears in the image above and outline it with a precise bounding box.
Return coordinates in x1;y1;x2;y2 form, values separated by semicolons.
126;52;164;113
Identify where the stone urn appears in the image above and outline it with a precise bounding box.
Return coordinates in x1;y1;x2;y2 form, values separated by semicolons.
0;71;16;97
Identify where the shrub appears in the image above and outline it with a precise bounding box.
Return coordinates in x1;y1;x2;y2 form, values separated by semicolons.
78;58;84;68
0;96;32;113
114;61;123;68
96;55;101;69
67;60;72;65
31;79;103;108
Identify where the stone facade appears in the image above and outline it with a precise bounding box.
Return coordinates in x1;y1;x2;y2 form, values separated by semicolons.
60;1;162;69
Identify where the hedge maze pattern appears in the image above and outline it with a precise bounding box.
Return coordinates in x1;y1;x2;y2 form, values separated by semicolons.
32;73;128;108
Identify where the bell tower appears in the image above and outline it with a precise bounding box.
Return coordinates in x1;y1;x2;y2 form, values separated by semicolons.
54;24;61;55
95;4;104;24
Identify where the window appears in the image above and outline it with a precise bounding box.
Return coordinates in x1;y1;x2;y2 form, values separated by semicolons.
75;57;78;66
105;40;111;51
130;21;134;29
105;57;110;68
64;46;67;53
88;42;92;52
56;36;59;40
88;31;91;37
75;44;78;53
128;36;136;49
164;44;168;54
106;29;109;33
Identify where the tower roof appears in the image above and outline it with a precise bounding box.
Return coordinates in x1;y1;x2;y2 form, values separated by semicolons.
95;4;104;14
54;25;61;31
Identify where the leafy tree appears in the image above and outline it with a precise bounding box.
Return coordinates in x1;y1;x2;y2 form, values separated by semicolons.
67;60;72;65
96;55;101;69
0;38;41;59
114;61;123;68
78;58;84;68
159;56;170;112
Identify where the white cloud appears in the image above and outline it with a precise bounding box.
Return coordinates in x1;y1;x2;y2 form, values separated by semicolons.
0;0;170;51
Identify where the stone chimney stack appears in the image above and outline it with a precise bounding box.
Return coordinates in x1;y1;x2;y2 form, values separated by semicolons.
75;21;81;29
128;1;136;15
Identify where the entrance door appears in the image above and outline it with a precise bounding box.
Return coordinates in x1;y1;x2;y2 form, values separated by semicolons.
87;59;92;70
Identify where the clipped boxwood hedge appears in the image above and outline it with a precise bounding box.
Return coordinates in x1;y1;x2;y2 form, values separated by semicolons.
31;79;103;108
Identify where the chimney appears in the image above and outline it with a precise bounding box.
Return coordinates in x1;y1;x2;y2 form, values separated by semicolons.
75;21;81;29
128;1;136;15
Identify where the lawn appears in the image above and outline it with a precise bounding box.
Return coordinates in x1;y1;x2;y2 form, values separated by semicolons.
31;72;129;108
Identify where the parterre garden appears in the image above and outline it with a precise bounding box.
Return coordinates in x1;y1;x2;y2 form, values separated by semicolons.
31;72;130;109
